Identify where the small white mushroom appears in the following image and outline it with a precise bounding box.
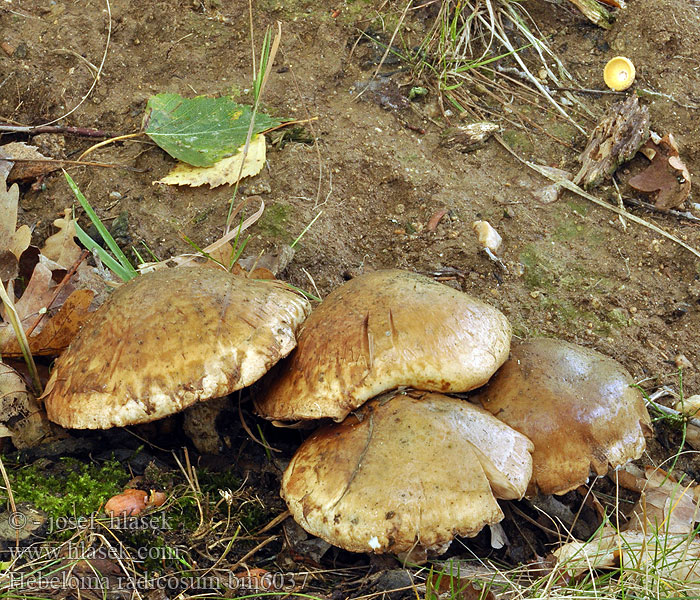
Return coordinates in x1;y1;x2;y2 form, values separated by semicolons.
472;220;502;252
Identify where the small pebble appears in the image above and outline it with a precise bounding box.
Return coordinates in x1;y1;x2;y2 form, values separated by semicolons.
675;354;693;370
109;191;122;200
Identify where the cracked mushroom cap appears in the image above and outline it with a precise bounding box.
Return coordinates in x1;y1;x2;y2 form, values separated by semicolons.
474;338;652;495
43;266;311;428
255;269;511;422
282;391;533;555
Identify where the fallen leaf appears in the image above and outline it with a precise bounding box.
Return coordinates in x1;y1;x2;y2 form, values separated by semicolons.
41;209;83;269
155;134;266;188
105;489;149;516
0;253;98;357
555;527;700;594
626;467;700;534
0;142;59;182
556;467;700;593
0;288;94;357
0;362;57;447
144;93;281;166
0;171;31;263
6;262;57;331
629;133;691;210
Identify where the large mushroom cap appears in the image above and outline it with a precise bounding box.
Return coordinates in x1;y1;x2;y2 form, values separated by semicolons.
282;391;533;555
255;269;511;422
43;266;311;428
475;338;652;495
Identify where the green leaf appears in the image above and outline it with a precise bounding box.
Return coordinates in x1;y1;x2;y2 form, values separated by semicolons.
143;93;282;167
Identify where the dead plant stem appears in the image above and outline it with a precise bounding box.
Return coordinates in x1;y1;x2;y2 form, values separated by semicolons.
496;135;700;261
0;283;42;395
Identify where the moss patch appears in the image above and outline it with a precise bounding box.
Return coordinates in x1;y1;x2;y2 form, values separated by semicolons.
502;130;534;155
6;457;128;519
256;203;293;241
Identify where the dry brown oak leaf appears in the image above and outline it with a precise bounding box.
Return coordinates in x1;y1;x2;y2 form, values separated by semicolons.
629;133;691;210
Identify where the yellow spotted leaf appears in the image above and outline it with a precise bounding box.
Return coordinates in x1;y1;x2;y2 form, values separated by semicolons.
155;134;266;188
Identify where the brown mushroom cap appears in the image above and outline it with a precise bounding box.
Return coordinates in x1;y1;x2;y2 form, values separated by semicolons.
474;338;652;495
255;269;511;422
43;266;311;428
282;391;533;555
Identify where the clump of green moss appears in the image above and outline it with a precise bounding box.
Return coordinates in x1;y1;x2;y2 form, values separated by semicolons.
6;457;129;518
502;130;534;155
256;203;293;241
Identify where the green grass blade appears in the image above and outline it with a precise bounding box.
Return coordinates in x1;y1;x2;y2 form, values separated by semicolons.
131;245;145;265
64;171;138;279
291;210;322;249
74;222;135;282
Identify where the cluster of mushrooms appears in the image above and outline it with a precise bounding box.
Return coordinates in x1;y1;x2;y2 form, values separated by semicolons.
42;266;652;558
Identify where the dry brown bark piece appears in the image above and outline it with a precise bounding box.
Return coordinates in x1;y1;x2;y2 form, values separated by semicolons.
575;96;650;189
628;133;691;210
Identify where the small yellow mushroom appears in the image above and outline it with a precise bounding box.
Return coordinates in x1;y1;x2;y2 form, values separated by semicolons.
604;56;636;91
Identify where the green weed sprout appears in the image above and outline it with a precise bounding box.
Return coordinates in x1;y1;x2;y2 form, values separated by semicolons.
63;170;138;282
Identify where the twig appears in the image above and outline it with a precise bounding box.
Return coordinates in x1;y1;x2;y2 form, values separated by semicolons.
637;88;700;110
496;135;700;261
1;157;145;171
552;86;627;96
623;196;700;224
228;535;278;571
36;0;112;127
50;48;99;76
257;510;290;535
646;386;700;428
0;73;15;93
0;124;112;137
77;132;145;162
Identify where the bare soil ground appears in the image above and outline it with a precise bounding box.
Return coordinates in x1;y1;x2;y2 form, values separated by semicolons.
3;0;700;597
